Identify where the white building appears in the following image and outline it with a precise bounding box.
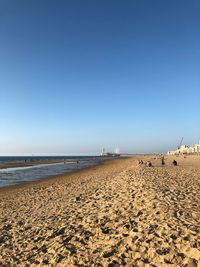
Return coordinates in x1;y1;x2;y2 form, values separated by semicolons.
194;142;200;153
167;140;200;155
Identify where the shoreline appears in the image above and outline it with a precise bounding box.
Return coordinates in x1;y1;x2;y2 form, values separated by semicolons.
0;156;199;266
1;154;199;194
0;158;98;170
0;159;67;169
0;157;118;193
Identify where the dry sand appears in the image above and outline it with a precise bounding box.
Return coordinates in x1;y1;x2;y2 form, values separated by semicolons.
0;156;199;267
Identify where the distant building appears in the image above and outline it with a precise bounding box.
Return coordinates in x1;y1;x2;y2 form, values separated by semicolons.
194;143;200;153
100;147;120;157
167;140;200;155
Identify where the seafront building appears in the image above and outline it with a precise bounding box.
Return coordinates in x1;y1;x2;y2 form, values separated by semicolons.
167;141;200;155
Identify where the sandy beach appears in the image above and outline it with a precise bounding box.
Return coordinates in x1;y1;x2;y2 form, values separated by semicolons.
0;156;199;267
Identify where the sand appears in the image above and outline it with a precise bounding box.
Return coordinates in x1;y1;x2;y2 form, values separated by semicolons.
0;156;200;267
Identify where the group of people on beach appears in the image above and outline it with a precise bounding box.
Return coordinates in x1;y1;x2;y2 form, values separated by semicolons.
138;157;177;167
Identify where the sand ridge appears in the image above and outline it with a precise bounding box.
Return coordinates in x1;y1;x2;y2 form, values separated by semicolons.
0;157;200;266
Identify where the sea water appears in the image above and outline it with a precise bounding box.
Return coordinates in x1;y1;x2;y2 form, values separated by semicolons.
0;156;106;188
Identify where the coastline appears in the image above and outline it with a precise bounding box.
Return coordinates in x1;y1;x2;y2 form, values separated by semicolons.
0;158;99;170
0;157;116;193
0;156;199;266
0;156;117;189
0;160;63;169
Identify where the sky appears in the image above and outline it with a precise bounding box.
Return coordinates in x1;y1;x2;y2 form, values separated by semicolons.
0;0;200;155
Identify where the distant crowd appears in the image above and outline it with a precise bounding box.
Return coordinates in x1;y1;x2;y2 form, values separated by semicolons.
138;157;177;167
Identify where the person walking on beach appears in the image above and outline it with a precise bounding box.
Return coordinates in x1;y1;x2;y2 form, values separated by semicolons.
146;161;152;167
161;156;165;165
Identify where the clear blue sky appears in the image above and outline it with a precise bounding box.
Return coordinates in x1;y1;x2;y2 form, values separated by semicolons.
0;0;199;155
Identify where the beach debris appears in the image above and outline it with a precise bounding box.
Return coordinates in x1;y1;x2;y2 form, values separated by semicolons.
138;160;144;165
161;157;165;165
172;160;177;166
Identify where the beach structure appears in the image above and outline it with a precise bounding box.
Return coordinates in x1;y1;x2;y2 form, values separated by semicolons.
114;147;120;156
100;148;107;156
167;140;200;155
100;147;120;157
100;148;113;156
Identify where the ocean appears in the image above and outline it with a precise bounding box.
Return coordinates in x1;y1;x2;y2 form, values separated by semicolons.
0;156;107;188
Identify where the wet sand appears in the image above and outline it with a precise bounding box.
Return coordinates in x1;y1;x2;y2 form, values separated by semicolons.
0;156;200;266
